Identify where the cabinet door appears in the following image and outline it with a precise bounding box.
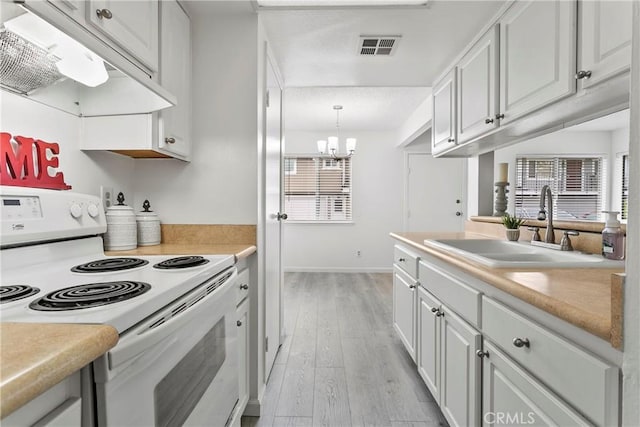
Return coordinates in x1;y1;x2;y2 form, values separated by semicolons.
88;0;159;71
236;299;249;414
457;25;499;144
432;68;457;155
393;268;416;361
157;0;191;159
417;287;440;402
482;341;590;426
439;307;481;427
578;0;632;89
48;0;85;24
499;0;576;124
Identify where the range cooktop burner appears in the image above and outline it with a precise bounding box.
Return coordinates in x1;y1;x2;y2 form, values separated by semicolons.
153;256;210;270
29;281;151;311
0;285;40;304
71;258;149;273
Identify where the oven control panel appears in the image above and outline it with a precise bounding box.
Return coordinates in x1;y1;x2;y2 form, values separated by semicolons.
0;186;107;247
1;196;43;221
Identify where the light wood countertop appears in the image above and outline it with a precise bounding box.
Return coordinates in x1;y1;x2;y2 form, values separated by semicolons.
390;232;624;348
106;243;257;260
0;323;119;418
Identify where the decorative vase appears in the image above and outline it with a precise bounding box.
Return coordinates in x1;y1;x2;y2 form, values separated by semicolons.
506;229;520;241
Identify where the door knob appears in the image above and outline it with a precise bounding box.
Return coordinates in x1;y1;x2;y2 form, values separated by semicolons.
96;8;113;19
277;212;288;220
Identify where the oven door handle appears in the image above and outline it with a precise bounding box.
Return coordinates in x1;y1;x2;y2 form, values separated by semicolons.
109;268;238;369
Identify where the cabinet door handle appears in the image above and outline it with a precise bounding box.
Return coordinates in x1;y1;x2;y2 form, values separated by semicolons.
431;307;438;313
512;337;530;348
96;8;113;19
435;310;444;317
240;284;249;290
398;258;406;262
485;117;494;124
455;211;462;216
495;113;504;120
447;137;455;143
476;350;489;358
165;137;176;144
237;320;243;327
575;70;592;80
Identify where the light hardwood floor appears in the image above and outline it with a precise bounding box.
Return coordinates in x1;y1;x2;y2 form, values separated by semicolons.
242;272;448;427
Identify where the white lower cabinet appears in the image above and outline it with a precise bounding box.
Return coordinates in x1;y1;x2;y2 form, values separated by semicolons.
481;340;590;426
394;244;620;427
417;286;481;427
393;265;417;361
236;297;249;415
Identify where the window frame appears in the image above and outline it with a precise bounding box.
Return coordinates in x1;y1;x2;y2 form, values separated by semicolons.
283;154;354;224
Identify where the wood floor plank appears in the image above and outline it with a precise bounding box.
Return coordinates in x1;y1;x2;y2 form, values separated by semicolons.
312;368;351;427
342;337;393;426
254;273;447;427
273;417;313;426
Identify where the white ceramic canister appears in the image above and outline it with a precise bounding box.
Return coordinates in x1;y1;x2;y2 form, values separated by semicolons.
103;192;137;250
136;200;161;246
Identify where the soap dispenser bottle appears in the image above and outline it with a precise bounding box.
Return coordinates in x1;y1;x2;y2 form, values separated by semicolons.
602;211;624;260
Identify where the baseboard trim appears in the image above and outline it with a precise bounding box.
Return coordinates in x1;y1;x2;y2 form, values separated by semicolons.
243;399;262;417
283;267;393;273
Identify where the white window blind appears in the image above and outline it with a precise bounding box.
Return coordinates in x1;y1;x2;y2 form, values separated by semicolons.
515;156;605;221
621;154;629;220
284;156;352;222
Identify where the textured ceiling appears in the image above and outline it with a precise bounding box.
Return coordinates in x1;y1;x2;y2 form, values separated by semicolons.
260;1;505;87
284;86;430;130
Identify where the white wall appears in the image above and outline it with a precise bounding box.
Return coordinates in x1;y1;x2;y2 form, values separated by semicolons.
132;11;259;224
283;130;404;272
0;91;135;199
493;130;618;215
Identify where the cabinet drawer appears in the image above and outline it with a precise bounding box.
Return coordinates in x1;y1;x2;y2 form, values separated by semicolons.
419;261;481;327
236;268;249;306
394;245;420;278
482;296;619;426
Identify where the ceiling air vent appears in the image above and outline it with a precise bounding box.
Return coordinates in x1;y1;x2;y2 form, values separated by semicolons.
358;35;401;56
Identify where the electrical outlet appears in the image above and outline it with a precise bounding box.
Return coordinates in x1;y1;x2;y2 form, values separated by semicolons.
100;186;113;212
356;250;361;257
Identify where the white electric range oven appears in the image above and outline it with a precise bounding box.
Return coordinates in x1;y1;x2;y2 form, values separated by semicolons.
0;186;240;426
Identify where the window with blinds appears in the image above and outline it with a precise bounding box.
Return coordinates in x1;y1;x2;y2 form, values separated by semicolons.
515;156;605;221
284;156;352;222
621;154;629;220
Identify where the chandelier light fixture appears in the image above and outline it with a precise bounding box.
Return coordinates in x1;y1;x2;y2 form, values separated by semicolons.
317;105;357;159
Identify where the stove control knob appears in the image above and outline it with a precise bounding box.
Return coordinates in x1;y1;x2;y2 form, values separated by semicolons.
87;203;100;218
70;203;83;219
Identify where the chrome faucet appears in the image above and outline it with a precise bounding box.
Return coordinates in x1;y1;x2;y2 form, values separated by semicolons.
537;185;555;243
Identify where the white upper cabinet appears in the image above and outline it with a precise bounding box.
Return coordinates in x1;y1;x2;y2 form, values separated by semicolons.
432;68;457;155
88;0;159;72
578;0;633;90
456;25;499;144
499;0;577;125
48;0;84;23
157;0;191;160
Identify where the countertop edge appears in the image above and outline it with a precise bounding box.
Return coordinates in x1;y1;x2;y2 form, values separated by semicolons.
1;323;119;418
389;232;618;345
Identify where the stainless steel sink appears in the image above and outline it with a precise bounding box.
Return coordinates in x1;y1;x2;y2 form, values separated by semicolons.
423;239;624;268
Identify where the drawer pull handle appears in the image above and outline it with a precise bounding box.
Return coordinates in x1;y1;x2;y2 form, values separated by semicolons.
398;258;406;262
240;284;249;290
476;350;489;358
409;284;416;289
431;307;438;313
435;310;444;317
237;320;243;327
96;8;113;19
513;337;530;348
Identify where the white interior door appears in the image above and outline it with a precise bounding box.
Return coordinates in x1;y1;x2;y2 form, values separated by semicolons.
264;54;283;379
405;153;466;231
